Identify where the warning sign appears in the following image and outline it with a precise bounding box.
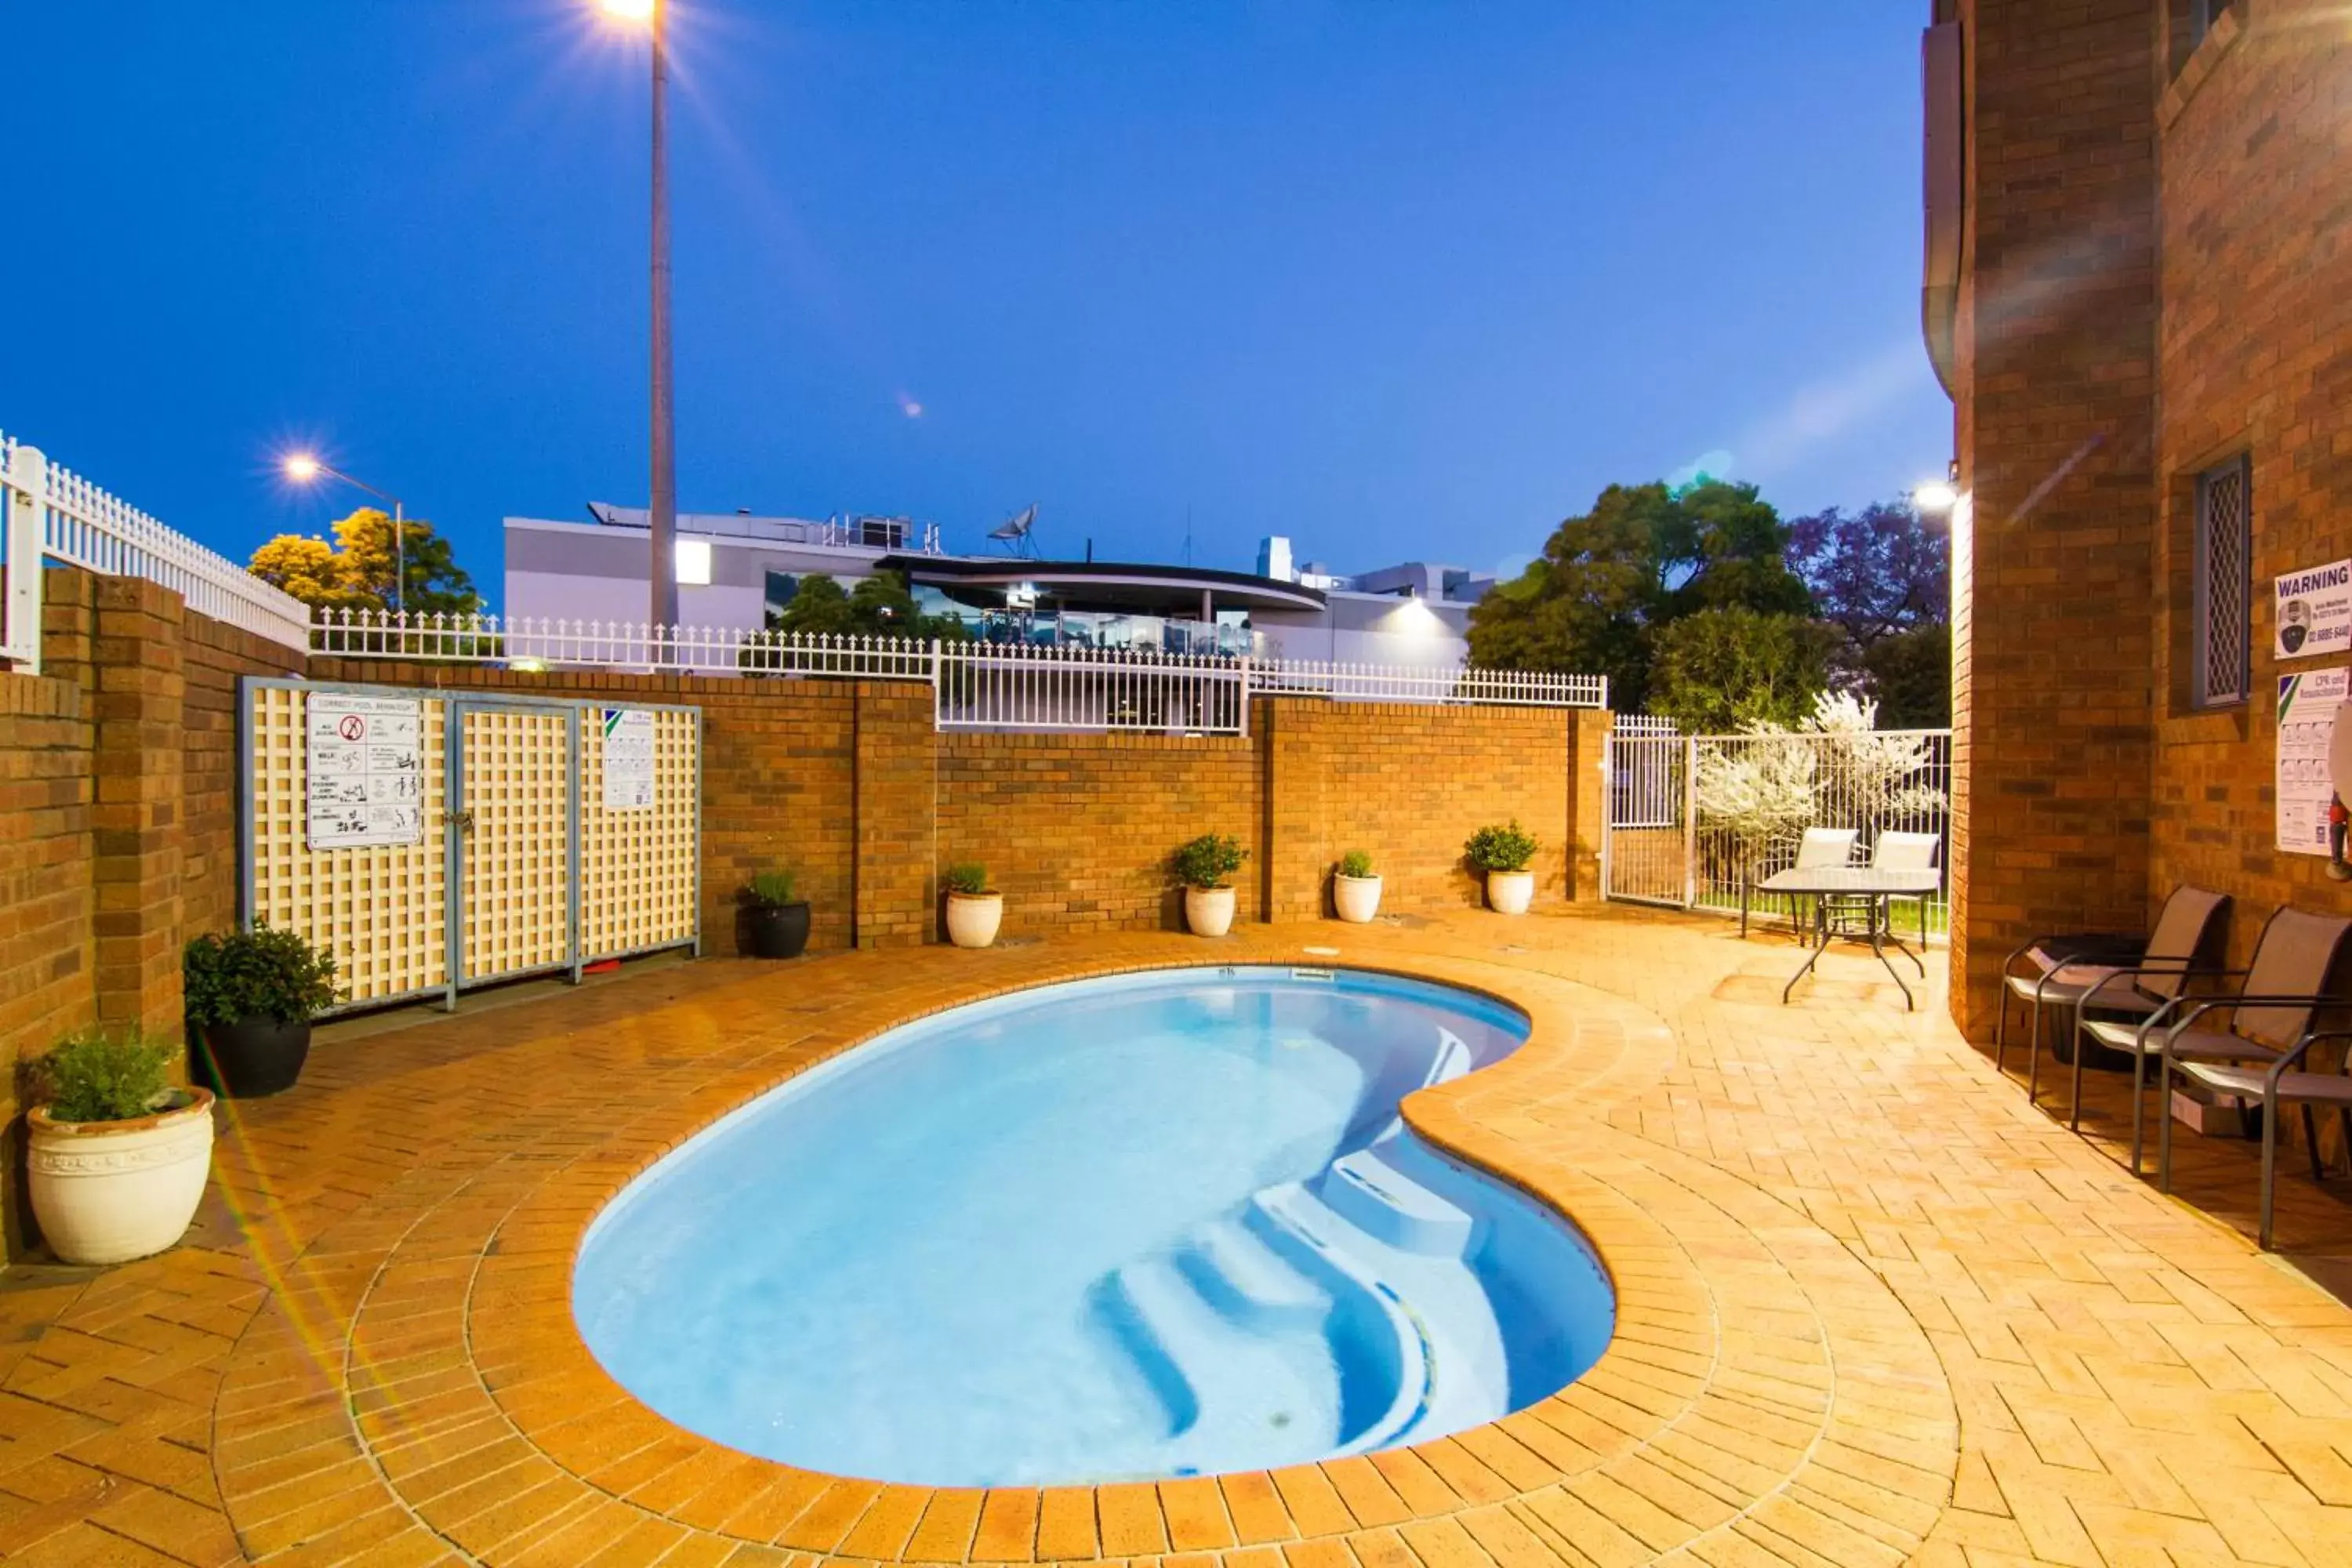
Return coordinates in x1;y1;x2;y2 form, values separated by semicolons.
307;693;425;849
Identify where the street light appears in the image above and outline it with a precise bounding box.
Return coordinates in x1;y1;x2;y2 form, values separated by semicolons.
597;0;678;639
283;453;408;617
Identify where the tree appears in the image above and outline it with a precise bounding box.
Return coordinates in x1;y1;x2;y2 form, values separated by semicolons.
249;509;481;618
1649;608;1838;734
1785;499;1950;720
1467;479;1814;712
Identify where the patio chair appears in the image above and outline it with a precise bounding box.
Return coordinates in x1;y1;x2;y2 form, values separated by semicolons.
1871;830;1941;947
1993;884;2229;1086
1747;827;1857;937
2172;1014;2352;1252
2081;906;2352;1195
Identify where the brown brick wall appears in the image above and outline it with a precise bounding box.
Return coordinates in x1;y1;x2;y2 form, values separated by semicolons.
0;671;96;1255
1261;699;1578;921
180;613;307;943
937;728;1263;936
1947;0;2162;1039
2146;2;2352;964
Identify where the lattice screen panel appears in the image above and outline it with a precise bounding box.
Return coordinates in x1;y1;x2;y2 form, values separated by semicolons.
579;706;700;960
246;685;450;1004
458;707;573;982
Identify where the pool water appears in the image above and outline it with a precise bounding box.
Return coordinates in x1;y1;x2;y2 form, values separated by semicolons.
572;967;1615;1486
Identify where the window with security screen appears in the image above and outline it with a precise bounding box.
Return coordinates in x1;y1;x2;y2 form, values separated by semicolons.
2193;455;2252;708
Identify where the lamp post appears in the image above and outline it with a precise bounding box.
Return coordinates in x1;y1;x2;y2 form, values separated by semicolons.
600;0;679;640
283;455;407;617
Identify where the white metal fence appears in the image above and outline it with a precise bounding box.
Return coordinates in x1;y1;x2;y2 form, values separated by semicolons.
1604;720;1954;939
2;434;312;668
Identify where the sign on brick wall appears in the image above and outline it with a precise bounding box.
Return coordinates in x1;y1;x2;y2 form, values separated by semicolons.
601;708;655;810
2276;669;2349;855
2274;559;2352;660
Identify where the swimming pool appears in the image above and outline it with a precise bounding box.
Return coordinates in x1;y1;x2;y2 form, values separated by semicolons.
572;967;1615;1486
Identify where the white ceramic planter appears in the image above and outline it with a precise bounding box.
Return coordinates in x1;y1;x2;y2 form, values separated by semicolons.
1333;873;1383;924
1486;869;1535;915
28;1090;215;1266
1185;885;1237;937
946;891;1004;949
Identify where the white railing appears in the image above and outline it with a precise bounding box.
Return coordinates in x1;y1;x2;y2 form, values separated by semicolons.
310;609;939;679
1256;660;1606;709
1;434;313;665
939;642;1248;733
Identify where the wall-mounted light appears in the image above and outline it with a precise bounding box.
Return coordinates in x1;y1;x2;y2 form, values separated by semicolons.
1913;459;1964;516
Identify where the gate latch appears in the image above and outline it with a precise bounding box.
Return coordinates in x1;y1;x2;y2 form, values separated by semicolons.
446;808;476;834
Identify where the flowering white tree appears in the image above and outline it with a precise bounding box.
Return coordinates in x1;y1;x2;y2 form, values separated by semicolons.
1694;691;1947;882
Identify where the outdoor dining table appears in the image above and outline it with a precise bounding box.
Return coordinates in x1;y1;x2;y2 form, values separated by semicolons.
1748;865;1944;1011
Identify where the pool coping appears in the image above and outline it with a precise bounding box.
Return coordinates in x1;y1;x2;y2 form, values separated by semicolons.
214;935;1960;1564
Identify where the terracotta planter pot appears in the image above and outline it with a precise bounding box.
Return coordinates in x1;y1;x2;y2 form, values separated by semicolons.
1185;885;1237;937
195;1017;310;1098
28;1091;215;1266
1486;869;1535;915
747;902;811;959
1333;873;1383;924
946;891;1004;949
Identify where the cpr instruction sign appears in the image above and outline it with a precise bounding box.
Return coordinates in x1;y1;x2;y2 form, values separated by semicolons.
601;708;656;810
307;693;424;850
2276;668;2349;855
2275;559;2352;659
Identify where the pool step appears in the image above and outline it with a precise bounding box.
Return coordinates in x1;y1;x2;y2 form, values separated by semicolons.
1178;1220;1331;1330
1098;1257;1338;1459
1319;1148;1477;1257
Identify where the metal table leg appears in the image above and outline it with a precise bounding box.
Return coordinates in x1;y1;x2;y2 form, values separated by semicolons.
1864;895;1915;1011
1782;898;1833;1003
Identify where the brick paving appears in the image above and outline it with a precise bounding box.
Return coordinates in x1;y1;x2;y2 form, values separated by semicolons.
4;904;2352;1566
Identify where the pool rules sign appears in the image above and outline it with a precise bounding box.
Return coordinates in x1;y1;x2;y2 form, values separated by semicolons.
307;693;424;850
602;708;656;810
2277;669;2350;855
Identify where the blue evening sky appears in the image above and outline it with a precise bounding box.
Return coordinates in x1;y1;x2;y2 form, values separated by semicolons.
5;1;1947;608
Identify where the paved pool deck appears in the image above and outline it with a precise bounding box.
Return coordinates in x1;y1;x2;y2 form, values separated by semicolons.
4;904;2352;1566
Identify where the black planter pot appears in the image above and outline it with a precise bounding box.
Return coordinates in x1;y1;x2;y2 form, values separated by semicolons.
196;1017;313;1098
746;902;811;959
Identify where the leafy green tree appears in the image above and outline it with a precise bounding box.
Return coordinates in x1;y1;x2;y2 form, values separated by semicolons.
1466;479;1813;711
1859;620;1952;728
248;509;480;618
1648;608;1838;734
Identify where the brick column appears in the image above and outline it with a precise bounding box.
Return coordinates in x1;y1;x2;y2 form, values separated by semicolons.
1259;697;1323;922
1947;0;2161;1039
1563;709;1612;901
853;681;938;948
86;579;188;1038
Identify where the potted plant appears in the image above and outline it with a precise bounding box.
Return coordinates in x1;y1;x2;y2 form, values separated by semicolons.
24;1025;214;1265
744;869;811;959
1466;820;1539;914
943;862;1004;949
1333;849;1382;924
1174;834;1249;937
183;925;339;1098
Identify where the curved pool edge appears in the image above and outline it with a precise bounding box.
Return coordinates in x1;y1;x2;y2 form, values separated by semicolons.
437;933;1947;1565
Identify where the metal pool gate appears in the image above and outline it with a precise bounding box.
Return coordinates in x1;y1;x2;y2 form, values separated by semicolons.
239;679;702;1012
1602;721;1955;938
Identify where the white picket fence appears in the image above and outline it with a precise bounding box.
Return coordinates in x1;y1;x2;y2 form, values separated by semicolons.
2;434;313;668
2;429;1606;731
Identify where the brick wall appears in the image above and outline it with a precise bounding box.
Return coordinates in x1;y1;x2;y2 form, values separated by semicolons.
937;729;1264;936
181;611;307;942
1261;700;1578;921
2145;2;2352;963
1947;0;2162;1039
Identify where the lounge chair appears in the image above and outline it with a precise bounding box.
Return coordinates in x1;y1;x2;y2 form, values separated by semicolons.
2078;906;2352;1194
1993;884;2230;1096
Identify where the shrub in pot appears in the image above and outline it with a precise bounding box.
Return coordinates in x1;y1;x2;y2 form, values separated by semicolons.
183;925;338;1098
1466;820;1539;915
744;869;811;959
943;862;1004;949
1174;834;1249;937
25;1026;214;1265
1333;848;1382;924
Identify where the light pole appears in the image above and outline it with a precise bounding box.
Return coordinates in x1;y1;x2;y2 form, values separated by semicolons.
284;454;408;617
600;0;678;638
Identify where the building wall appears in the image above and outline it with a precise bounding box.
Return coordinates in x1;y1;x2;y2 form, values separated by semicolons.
2146;3;2352;960
1946;0;2162;1038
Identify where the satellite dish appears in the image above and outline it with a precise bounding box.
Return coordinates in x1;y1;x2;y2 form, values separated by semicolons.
988;504;1040;558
